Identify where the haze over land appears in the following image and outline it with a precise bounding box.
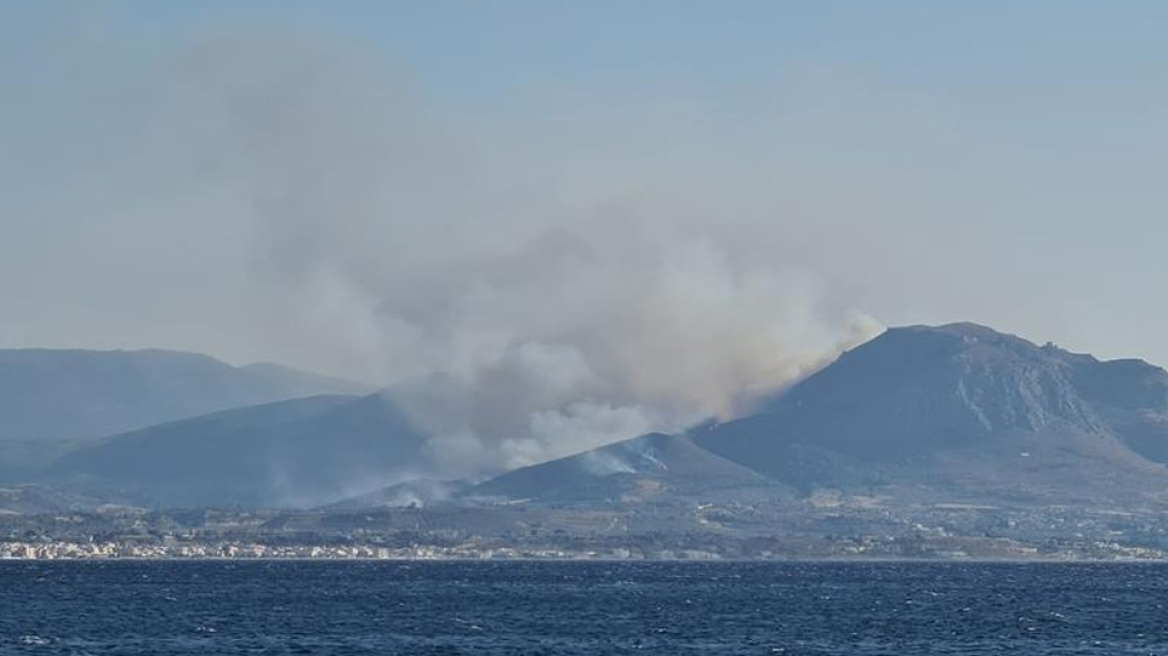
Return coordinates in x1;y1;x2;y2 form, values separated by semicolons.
4;3;1168;471
16;322;1166;512
8;323;1168;561
3;0;1168;561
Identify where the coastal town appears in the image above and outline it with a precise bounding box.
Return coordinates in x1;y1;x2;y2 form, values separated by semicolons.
6;535;1168;561
6;503;1168;561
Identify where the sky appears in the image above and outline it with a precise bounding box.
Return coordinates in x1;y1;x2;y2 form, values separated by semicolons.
2;0;1167;387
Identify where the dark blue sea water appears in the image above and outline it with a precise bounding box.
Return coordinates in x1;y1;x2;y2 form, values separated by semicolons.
2;561;1168;655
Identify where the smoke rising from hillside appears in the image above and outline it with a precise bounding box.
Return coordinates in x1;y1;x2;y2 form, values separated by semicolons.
0;18;882;477
165;31;881;475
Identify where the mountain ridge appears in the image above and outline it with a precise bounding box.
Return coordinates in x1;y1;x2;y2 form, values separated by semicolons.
44;391;431;508
20;322;1168;514
0;348;367;443
387;322;1168;512
694;321;1168;504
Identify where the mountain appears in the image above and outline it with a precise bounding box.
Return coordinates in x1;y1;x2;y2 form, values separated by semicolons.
694;322;1168;506
37;322;1168;515
397;322;1168;513
470;433;785;507
0;348;367;443
46;392;431;508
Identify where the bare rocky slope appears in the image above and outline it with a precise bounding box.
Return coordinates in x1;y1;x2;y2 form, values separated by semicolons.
692;323;1168;506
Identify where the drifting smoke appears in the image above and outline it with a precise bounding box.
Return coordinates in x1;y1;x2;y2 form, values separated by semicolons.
162;31;880;476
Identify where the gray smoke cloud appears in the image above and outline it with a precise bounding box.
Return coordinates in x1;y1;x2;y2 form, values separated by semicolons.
156;30;881;476
1;17;881;479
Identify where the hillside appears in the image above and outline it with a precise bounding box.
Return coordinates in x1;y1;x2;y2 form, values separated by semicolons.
47;392;431;508
470;433;786;507
694;323;1168;506
0;348;366;443
36;322;1168;515
388;322;1168;513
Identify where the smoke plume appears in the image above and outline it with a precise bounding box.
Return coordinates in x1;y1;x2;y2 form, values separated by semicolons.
157;31;881;476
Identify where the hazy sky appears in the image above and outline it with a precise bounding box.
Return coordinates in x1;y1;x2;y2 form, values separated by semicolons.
3;0;1168;382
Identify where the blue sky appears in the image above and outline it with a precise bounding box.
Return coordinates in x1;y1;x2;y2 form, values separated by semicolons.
1;1;1167;381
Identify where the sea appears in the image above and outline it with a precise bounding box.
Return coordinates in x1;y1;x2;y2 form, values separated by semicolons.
2;561;1166;655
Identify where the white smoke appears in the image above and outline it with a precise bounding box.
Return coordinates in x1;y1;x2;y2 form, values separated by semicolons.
264;209;879;475
149;29;884;476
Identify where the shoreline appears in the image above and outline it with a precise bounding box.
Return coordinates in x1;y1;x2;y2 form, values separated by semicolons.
4;555;1168;564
